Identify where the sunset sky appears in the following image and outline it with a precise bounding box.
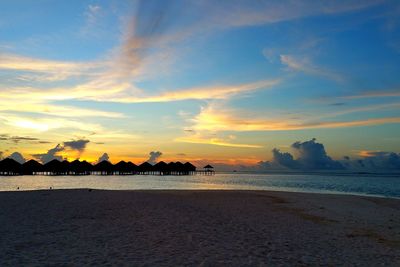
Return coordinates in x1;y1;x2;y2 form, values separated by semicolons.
0;0;400;168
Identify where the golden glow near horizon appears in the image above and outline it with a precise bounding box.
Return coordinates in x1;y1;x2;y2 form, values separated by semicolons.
1;1;400;170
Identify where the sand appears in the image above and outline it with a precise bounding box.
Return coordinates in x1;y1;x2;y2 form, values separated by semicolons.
0;190;399;266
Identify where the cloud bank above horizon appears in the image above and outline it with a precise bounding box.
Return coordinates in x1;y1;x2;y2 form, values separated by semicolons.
0;0;399;170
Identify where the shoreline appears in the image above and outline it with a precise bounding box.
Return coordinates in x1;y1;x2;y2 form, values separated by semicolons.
1;189;399;265
1;187;399;200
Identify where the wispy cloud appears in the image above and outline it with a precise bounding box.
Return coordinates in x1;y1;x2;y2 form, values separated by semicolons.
176;132;262;148
280;54;344;82
0;53;104;81
341;89;400;99
313;102;400;120
0;79;279;104
186;104;400;133
105;79;280;103
84;5;102;27
0;99;124;118
0;113;103;132
199;0;383;29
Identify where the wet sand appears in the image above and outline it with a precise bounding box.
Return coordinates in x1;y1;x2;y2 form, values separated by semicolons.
0;189;399;266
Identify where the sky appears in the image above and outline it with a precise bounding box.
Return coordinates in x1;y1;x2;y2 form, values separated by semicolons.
0;0;400;171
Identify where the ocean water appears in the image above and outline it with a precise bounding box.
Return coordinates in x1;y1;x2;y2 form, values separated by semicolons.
0;173;399;198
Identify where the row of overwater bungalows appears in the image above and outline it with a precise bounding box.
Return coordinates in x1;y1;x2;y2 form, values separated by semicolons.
0;158;210;176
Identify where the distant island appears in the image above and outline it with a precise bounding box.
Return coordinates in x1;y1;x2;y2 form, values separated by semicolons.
0;158;215;176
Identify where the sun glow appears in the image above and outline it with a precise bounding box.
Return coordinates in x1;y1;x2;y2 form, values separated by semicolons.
13;120;50;132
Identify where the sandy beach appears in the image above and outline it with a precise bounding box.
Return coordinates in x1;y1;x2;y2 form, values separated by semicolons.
0;190;399;266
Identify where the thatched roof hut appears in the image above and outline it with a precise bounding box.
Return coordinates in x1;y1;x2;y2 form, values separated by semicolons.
204;164;214;170
183;162;196;172
43;159;64;175
154;161;168;172
22;159;43;175
0;158;22;175
139;162;153;173
80;160;93;173
69;160;92;175
93;160;114;175
127;162;138;173
114;161;130;174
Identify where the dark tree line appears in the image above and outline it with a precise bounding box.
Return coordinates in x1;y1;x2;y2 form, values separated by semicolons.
0;158;199;176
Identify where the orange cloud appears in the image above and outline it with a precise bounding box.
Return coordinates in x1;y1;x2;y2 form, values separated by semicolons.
190;105;400;132
175;135;262;148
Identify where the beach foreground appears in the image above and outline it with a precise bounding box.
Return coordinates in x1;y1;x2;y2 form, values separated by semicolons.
0;190;399;266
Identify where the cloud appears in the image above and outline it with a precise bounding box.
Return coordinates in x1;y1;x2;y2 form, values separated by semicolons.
330;103;346;106
31;139;90;163
112;79;280;103
7;152;26;164
84;5;102;26
32;144;65;163
356;151;400;170
280;54;343;82
0;151;3;160
176;134;262;148
96;153;110;163
0;53;103;82
0;113;104;133
0;134;42;144
0;79;279;105
272;148;300;169
341;90;400;99
197;0;382;30
272;138;344;170
0;100;124;118
257;160;272;169
147;151;162;165
187;103;400;132
63;139;90;152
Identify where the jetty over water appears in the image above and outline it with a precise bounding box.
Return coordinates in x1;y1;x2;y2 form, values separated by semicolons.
0;158;214;176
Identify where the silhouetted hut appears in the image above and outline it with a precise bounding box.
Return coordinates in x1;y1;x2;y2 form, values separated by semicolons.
61;160;71;174
44;159;64;175
175;161;185;175
93;160;114;175
183;162;196;175
70;160;92;175
114;161;130;175
204;164;214;170
80;160;93;175
127;162;138;174
0;158;22;175
139;162;153;174
203;164;214;175
22;159;43;175
70;160;82;175
154;161;168;175
167;162;177;175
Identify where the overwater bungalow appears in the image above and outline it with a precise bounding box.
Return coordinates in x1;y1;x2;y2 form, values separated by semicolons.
114;161;131;175
93;160;114;175
0;158;21;175
22;160;43;175
0;158;206;176
138;162;153;174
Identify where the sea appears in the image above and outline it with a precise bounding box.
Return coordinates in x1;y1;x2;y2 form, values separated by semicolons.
1;172;399;198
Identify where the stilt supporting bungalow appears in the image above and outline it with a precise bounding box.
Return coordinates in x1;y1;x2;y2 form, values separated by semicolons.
0;158;214;176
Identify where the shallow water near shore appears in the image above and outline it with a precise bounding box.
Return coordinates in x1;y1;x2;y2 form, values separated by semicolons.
1;173;399;198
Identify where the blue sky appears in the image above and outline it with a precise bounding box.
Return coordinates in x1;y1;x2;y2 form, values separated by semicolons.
0;0;400;169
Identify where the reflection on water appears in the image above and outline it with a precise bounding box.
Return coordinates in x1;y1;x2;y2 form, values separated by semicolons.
0;173;399;198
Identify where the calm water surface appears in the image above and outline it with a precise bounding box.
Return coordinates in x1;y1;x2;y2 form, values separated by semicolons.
0;173;399;198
